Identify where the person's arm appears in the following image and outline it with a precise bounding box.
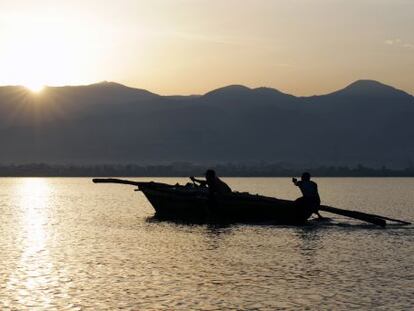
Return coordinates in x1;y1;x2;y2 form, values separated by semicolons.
292;177;299;186
190;176;207;187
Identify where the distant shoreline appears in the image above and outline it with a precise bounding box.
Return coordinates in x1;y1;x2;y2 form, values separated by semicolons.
1;164;413;178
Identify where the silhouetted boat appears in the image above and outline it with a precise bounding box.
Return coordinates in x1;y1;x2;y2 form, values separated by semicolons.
93;178;412;226
93;179;313;224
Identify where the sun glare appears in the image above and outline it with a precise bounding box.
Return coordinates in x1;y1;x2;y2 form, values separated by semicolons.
1;13;105;92
26;83;45;93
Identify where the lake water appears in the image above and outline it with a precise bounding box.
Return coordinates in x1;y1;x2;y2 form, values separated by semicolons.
0;177;413;310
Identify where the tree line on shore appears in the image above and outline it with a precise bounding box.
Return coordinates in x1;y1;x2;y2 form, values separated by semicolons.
0;163;413;177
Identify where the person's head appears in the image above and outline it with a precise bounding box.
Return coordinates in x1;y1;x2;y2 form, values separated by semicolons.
301;172;311;181
205;169;216;181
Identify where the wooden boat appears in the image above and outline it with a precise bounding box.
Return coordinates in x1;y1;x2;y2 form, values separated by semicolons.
93;178;411;227
93;178;313;224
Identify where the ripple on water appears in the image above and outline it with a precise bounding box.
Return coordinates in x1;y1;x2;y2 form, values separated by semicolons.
0;177;413;310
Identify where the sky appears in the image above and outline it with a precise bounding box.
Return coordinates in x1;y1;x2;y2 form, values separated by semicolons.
0;0;413;95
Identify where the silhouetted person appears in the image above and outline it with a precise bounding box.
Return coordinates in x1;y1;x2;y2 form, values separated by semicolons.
292;172;323;219
190;169;232;195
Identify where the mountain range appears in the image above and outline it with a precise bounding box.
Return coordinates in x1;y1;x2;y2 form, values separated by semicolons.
0;80;413;168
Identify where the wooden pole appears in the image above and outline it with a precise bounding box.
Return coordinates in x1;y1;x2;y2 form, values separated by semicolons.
92;178;144;187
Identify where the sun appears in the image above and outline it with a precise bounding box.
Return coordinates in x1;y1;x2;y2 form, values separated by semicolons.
25;82;45;93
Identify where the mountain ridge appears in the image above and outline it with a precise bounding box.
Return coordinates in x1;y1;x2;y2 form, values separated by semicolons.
0;79;413;167
1;79;412;98
326;79;413;98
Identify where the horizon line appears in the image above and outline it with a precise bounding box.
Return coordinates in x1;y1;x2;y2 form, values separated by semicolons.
0;79;413;97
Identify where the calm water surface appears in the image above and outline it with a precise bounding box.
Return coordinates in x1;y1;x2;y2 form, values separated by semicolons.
0;178;413;310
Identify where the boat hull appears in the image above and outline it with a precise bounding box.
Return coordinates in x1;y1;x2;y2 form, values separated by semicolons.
139;183;313;224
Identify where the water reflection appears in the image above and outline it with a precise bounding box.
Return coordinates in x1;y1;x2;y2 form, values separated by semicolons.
20;178;49;250
0;177;412;310
7;178;54;309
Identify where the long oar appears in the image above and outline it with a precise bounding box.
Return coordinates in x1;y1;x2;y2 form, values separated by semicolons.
320;205;411;226
319;205;388;227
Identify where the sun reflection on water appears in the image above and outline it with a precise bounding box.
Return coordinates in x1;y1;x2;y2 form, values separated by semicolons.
20;178;49;248
7;178;54;308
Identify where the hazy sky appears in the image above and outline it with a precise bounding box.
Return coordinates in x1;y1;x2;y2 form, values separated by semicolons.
0;0;413;95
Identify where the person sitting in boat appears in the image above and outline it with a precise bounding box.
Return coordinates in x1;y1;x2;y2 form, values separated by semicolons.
190;169;232;195
292;172;323;219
